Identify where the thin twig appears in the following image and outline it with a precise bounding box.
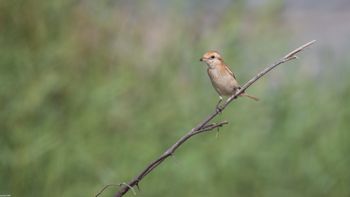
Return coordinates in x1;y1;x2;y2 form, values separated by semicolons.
96;40;315;197
95;184;119;197
283;40;316;59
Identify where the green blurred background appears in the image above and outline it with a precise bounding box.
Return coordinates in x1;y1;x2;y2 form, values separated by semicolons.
1;0;350;196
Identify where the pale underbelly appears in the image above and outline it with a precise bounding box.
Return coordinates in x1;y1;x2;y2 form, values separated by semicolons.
208;68;240;96
211;76;239;96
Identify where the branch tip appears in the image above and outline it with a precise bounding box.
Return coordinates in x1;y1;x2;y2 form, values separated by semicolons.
283;40;316;59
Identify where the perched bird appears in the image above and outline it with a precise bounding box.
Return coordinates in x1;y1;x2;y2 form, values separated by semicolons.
200;51;258;111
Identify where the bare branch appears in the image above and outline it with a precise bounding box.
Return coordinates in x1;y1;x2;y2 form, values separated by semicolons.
283;40;316;59
96;40;316;197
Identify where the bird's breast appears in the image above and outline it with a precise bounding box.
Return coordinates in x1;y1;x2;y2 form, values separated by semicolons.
207;67;239;96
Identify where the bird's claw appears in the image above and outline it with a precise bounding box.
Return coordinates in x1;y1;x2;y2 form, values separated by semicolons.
216;105;223;113
215;96;223;113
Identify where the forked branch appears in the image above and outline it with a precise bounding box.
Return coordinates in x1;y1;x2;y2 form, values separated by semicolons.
96;40;316;197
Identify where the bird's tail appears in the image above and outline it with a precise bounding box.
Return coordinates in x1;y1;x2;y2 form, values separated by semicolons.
240;93;259;101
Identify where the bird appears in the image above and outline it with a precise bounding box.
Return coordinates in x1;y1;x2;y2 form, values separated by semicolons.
200;50;258;111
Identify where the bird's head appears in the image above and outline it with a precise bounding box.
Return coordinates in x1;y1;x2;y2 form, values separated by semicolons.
200;51;223;68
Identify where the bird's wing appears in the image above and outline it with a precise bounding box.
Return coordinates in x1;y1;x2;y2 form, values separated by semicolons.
224;64;236;79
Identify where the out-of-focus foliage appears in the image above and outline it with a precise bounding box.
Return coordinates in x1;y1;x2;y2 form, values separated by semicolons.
1;0;350;197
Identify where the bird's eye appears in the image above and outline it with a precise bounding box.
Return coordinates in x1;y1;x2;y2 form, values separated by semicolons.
210;55;215;59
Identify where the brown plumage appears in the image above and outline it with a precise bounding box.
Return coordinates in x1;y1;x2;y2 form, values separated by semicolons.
200;51;258;109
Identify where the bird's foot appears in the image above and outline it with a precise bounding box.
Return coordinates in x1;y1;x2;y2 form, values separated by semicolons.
215;96;223;113
215;104;223;113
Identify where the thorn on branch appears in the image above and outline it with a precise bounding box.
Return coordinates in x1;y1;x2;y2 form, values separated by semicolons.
216;127;220;138
135;182;141;191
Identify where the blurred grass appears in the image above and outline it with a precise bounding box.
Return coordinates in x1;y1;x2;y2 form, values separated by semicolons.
1;0;350;197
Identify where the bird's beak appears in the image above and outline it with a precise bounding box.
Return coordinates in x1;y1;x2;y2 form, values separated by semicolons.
199;58;203;61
